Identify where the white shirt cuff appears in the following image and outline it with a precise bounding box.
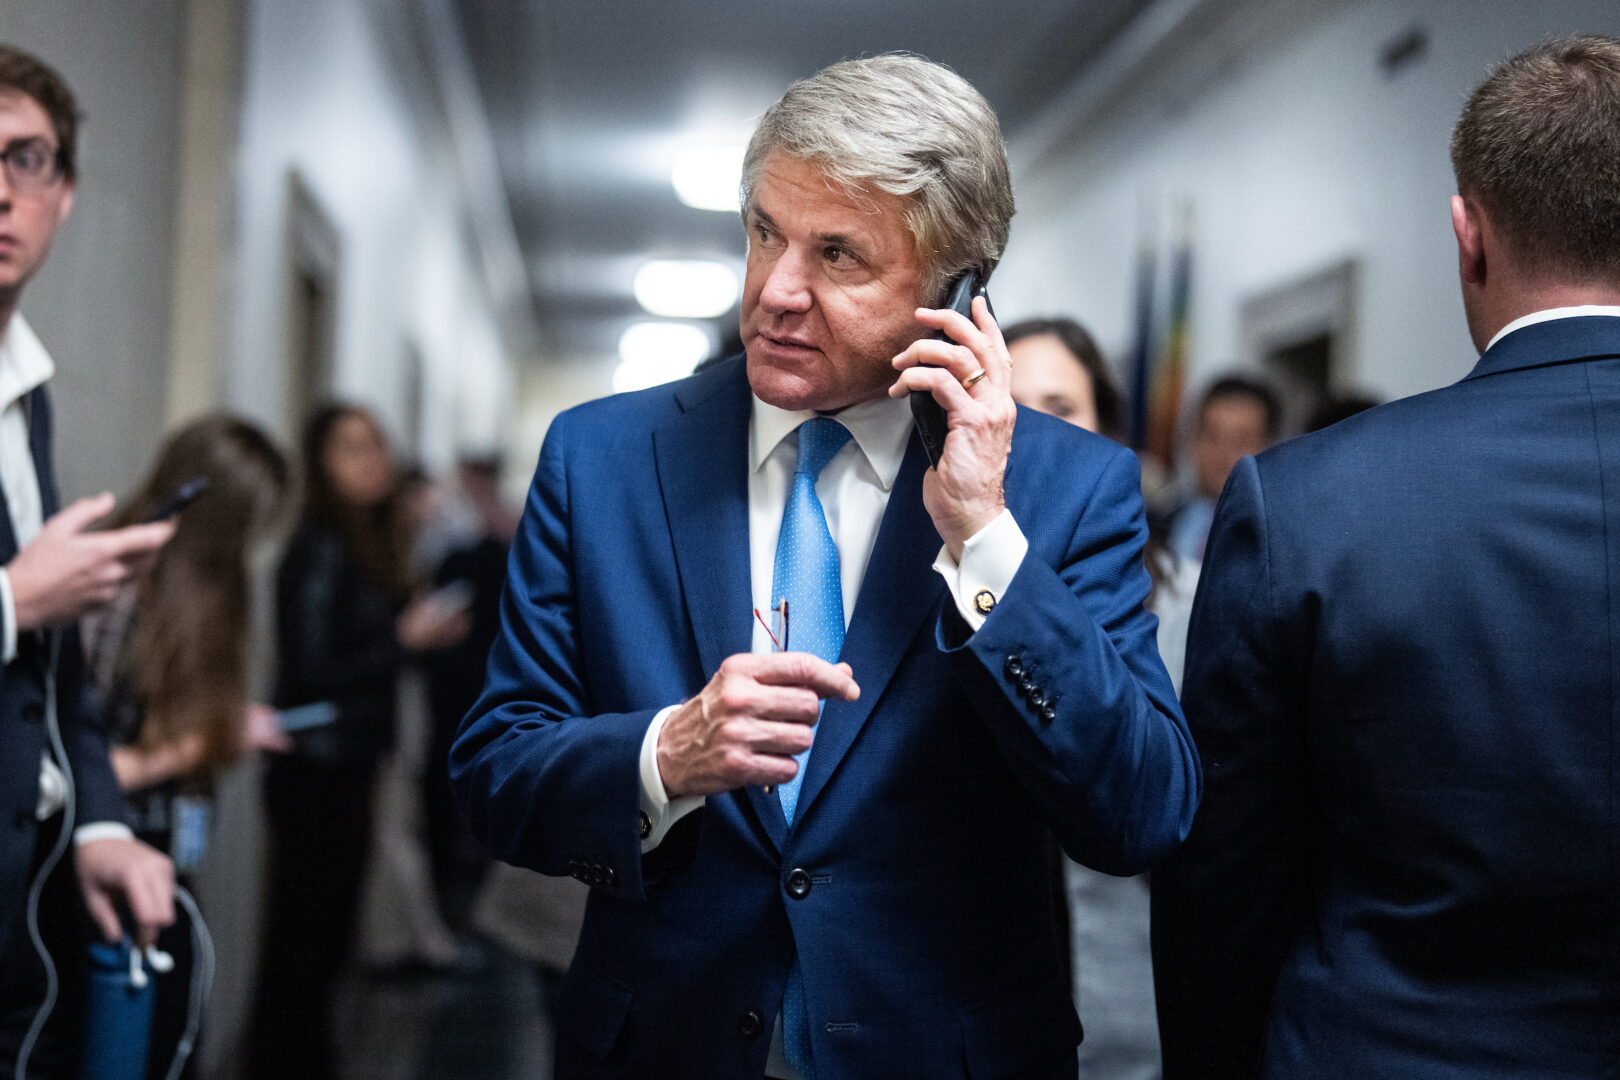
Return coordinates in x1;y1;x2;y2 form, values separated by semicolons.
74;822;136;846
931;508;1029;632
0;566;18;664
638;704;705;852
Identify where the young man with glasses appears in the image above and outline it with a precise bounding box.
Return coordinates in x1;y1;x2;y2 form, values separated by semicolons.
0;43;176;1078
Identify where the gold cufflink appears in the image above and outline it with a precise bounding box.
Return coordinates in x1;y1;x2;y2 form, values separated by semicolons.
974;589;997;616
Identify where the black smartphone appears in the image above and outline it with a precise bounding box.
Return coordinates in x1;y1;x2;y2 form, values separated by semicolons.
143;476;211;523
910;269;993;469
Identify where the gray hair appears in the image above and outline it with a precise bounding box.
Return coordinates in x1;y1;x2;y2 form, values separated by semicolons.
741;53;1015;298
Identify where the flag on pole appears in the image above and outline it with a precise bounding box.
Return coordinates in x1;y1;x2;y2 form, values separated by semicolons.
1145;200;1193;468
1126;203;1157;454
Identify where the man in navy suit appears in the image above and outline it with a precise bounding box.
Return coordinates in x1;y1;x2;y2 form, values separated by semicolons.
0;45;176;1076
1152;35;1620;1078
453;54;1199;1079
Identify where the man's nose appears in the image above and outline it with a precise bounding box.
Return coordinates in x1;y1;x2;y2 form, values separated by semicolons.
758;249;813;315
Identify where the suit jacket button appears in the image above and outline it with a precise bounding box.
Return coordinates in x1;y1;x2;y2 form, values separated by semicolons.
1040;701;1057;724
786;868;812;900
1028;687;1048;710
738;1008;763;1040
1017;672;1035;695
1004;655;1025;679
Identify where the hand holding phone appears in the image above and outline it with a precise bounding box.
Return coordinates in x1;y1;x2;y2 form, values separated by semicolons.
143;476;211;523
891;267;1016;560
910;270;994;469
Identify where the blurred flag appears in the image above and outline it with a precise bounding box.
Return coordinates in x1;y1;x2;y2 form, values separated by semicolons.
1145;201;1194;467
1127;204;1157;454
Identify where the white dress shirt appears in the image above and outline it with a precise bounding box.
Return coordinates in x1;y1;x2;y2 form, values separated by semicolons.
1485;304;1620;352
637;389;1029;845
0;313;132;843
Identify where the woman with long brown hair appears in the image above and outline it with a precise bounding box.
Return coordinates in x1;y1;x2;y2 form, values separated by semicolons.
247;403;464;1080
82;413;292;1079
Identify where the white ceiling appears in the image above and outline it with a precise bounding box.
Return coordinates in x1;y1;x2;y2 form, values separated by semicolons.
451;0;1156;364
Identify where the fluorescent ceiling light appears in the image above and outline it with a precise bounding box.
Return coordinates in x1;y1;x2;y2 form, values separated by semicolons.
634;259;740;318
672;146;745;212
614;322;712;393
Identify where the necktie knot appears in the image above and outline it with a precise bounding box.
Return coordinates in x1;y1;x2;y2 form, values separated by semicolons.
795;417;851;479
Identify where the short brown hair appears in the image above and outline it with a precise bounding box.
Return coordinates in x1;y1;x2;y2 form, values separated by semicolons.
0;44;80;182
1451;34;1620;282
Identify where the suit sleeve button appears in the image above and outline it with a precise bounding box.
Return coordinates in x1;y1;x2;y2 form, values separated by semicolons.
1017;672;1035;695
1041;701;1057;723
1028;687;1048;710
738;1008;763;1040
603;866;617;887
1004;655;1025;679
785;868;812;900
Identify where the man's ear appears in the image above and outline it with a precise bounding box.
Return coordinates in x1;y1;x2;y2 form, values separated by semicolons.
56;180;74;226
1451;194;1485;287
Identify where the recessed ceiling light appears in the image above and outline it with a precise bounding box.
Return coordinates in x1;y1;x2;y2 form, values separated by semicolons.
633;260;739;319
614;322;713;393
671;145;746;212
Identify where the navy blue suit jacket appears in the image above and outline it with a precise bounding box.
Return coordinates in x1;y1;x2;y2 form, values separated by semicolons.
0;386;124;964
452;358;1199;1079
1152;316;1620;1078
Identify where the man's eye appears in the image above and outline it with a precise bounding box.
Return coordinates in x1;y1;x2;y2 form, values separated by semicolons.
11;143;51;175
825;246;846;264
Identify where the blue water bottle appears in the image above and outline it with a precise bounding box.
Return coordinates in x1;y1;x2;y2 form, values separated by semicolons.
79;937;153;1080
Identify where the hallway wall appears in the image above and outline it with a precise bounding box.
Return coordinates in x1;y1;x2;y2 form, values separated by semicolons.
996;0;1620;415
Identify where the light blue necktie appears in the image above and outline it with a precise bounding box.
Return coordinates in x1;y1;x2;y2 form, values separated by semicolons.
772;416;849;1079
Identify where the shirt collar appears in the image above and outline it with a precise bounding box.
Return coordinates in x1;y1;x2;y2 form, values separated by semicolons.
1485;305;1620;353
750;391;913;492
0;314;55;412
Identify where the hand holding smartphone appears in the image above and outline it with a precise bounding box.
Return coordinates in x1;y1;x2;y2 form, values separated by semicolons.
142;476;211;523
910;270;993;469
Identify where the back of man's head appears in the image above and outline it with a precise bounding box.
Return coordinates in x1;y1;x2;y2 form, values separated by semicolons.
741;53;1015;299
1451;34;1620;284
0;44;80;183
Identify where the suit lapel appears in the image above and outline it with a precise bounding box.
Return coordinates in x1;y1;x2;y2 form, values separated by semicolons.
28;387;58;519
794;433;943;823
0;386;47;562
652;364;790;848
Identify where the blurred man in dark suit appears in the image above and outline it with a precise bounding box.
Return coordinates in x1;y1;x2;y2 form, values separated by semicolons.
1153;34;1620;1079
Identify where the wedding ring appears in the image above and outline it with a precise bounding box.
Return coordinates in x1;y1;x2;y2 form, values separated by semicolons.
961;369;988;389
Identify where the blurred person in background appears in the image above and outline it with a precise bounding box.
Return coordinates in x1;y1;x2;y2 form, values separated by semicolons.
424;453;516;932
0;43;177;1078
1160;375;1280;563
246;403;465;1080
1006;316;1197;1080
81;414;291;1079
